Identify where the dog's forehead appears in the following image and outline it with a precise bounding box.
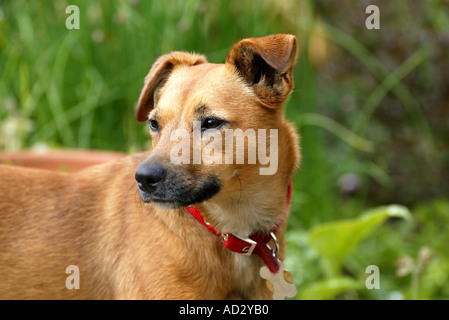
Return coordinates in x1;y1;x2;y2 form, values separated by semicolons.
155;63;250;119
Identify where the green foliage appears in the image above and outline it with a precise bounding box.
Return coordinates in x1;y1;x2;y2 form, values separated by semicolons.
286;205;411;299
308;205;411;276
299;277;363;300
285;198;449;300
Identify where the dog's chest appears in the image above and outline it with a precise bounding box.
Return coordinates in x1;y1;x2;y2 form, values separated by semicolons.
225;254;263;299
233;254;258;283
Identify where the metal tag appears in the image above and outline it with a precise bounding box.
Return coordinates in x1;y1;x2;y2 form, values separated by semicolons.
259;261;297;300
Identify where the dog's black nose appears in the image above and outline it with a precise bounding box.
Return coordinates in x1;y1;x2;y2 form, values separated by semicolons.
135;164;166;193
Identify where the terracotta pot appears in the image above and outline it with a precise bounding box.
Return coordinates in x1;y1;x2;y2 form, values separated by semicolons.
0;149;126;172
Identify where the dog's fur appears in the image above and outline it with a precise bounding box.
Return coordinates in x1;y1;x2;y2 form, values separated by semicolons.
0;34;300;299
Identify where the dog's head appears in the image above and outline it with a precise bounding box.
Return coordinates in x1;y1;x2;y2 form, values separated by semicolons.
134;34;299;211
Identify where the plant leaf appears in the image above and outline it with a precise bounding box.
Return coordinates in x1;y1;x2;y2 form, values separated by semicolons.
307;205;411;274
299;277;363;300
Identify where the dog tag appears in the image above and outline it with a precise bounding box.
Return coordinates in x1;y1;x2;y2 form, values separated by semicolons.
259;261;297;300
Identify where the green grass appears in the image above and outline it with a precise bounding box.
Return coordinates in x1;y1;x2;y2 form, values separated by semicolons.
1;0;447;299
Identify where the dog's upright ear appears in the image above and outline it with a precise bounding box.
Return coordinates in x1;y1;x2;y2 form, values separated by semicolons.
135;52;207;122
226;34;297;107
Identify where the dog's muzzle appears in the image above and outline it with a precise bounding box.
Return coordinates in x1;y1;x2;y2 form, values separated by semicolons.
135;162;222;208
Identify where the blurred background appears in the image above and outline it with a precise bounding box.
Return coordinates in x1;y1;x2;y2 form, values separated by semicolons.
0;0;448;299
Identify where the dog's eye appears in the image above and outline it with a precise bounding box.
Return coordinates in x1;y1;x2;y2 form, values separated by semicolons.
201;118;225;131
148;119;159;132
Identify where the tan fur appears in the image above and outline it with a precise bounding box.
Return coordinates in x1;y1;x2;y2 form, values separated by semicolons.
0;34;300;299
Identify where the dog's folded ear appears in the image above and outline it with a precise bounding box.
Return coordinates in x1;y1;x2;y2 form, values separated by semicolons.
135;52;207;122
226;34;297;107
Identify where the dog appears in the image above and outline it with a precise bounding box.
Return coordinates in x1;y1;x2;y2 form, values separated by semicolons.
0;34;300;299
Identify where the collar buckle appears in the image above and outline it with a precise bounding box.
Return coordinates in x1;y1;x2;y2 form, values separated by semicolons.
222;233;257;256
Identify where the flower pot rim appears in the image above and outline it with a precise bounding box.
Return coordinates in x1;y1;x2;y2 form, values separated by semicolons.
0;148;127;172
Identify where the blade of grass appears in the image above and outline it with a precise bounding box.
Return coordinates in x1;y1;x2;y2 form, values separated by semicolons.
44;31;85;146
46;80;75;146
298;113;374;153
354;48;429;138
78;68;105;148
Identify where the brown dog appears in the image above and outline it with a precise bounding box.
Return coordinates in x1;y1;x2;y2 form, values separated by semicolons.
0;34;299;299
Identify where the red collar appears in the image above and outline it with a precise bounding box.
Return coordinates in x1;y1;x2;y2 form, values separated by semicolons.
185;181;293;274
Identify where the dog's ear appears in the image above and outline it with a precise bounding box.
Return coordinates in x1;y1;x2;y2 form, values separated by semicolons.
226;34;297;107
135;52;207;122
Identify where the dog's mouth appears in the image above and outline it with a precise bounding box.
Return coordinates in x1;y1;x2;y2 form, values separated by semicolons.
137;176;221;209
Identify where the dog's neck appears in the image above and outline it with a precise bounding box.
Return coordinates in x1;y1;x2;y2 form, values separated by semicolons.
194;178;291;237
